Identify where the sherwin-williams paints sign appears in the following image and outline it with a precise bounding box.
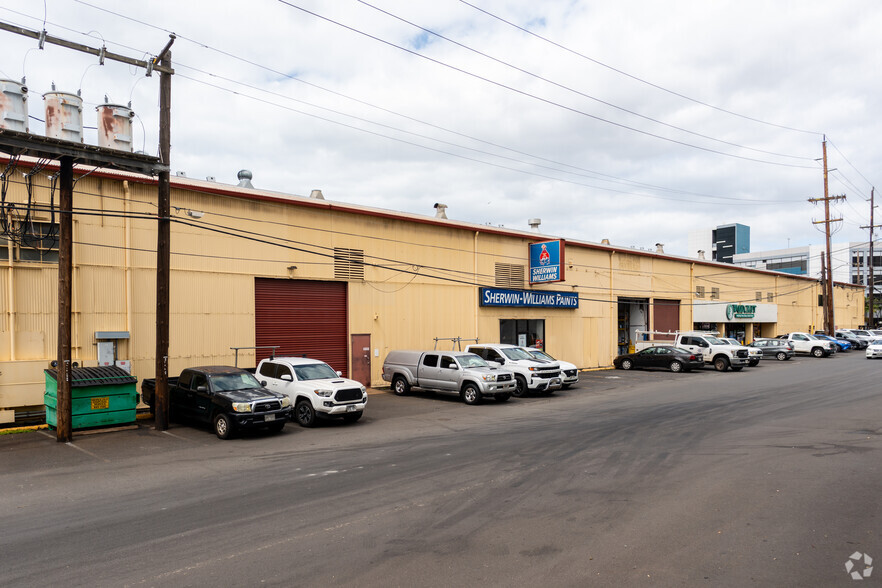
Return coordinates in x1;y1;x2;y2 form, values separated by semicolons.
480;287;579;309
529;240;565;284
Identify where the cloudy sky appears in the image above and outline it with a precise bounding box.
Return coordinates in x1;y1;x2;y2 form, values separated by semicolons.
2;0;881;257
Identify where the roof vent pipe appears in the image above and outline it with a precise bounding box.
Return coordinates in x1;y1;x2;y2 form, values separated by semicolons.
434;203;448;219
697;250;706;260
237;170;254;188
600;238;610;245
310;189;324;200
655;243;665;254
528;218;541;232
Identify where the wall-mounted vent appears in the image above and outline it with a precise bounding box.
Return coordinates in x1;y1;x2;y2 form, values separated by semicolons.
711;287;720;300
695;285;705;298
495;263;525;289
334;248;365;280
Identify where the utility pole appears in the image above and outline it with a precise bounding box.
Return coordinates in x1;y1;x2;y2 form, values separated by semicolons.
861;187;879;328
0;22;172;436
56;156;73;442
809;137;845;334
155;39;174;431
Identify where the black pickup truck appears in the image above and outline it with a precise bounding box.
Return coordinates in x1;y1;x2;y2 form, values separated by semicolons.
142;366;292;439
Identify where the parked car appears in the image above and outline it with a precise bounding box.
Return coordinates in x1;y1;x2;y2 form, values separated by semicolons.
634;331;749;372
465;344;562;396
141;366;292;439
748;339;795;361
719;338;763;366
814;333;851;352
256;357;367;427
867;340;882;359
845;329;877;347
776;333;835;357
835;330;867;349
613;346;704;372
522;347;579;388
382;350;516;404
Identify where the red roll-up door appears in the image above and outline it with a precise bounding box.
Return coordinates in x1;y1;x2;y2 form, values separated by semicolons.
653;299;680;340
255;278;349;376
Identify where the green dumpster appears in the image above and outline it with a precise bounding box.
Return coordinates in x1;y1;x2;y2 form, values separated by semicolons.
45;366;138;430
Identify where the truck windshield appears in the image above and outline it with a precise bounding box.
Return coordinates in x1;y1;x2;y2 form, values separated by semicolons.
292;363;339;380
501;347;535;361
210;372;262;391
526;349;553;361
457;354;489;368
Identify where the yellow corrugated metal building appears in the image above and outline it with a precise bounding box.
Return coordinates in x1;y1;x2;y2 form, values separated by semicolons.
0;160;865;422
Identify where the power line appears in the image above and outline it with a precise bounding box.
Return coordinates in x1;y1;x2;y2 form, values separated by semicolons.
457;0;823;136
355;0;815;163
275;0;816;169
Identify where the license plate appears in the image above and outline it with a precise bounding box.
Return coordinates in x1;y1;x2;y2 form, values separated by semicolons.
90;397;109;410
264;414;275;422
347;405;357;412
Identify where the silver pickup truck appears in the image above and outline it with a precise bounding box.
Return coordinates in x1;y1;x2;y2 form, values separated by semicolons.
382;350;516;404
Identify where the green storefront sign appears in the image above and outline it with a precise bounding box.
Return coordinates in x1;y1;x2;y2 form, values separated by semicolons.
726;304;756;320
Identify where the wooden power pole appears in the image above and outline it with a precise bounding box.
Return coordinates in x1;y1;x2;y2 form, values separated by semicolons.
56;157;73;442
809;138;845;334
155;41;174;431
861;187;879;328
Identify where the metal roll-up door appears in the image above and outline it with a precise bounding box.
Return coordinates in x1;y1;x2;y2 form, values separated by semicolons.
652;299;680;339
255;279;349;376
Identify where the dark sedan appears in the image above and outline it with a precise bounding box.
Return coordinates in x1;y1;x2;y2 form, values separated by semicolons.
613;346;704;372
748;339;795;361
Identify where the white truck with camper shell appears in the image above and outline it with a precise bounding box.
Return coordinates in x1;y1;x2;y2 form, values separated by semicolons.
255;356;368;427
382;350;516;404
465;343;562;396
635;330;750;372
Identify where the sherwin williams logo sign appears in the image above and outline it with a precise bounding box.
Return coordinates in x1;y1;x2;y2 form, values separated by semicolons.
529;240;564;284
726;304;757;320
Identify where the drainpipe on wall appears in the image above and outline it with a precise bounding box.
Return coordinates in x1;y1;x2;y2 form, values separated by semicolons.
474;231;480;340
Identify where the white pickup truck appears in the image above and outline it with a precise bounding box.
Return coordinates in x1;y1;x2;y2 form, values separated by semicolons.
465;343;562;397
382;350;516;404
776;333;835;357
256;357;368;427
635;331;750;372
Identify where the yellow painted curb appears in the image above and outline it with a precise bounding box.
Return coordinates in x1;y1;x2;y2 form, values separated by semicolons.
0;424;49;435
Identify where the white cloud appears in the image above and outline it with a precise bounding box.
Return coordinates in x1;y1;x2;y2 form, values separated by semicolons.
1;0;881;258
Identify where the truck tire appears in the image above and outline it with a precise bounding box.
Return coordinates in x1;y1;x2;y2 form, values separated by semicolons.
776;352;787;361
392;375;410;396
461;383;482;405
669;360;683;373
713;356;730;372
513;375;528;397
811;347;825;358
342;411;362;423
495;393;511;402
213;413;234;440
295;400;317;428
748;359;759;367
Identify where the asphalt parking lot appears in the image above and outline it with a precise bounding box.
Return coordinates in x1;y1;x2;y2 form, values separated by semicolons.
1;350;880;586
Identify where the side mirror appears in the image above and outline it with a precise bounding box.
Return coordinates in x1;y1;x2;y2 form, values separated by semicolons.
336;371;343;377
260;380;268;386
196;385;207;393
487;360;502;367
280;374;293;382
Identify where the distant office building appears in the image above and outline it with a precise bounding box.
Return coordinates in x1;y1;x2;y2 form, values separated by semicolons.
687;223;750;263
732;242;854;285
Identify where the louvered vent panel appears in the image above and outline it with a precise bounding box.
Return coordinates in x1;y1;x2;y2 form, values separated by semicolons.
334;248;365;280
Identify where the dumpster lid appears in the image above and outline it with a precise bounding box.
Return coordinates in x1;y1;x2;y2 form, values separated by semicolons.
44;366;137;387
